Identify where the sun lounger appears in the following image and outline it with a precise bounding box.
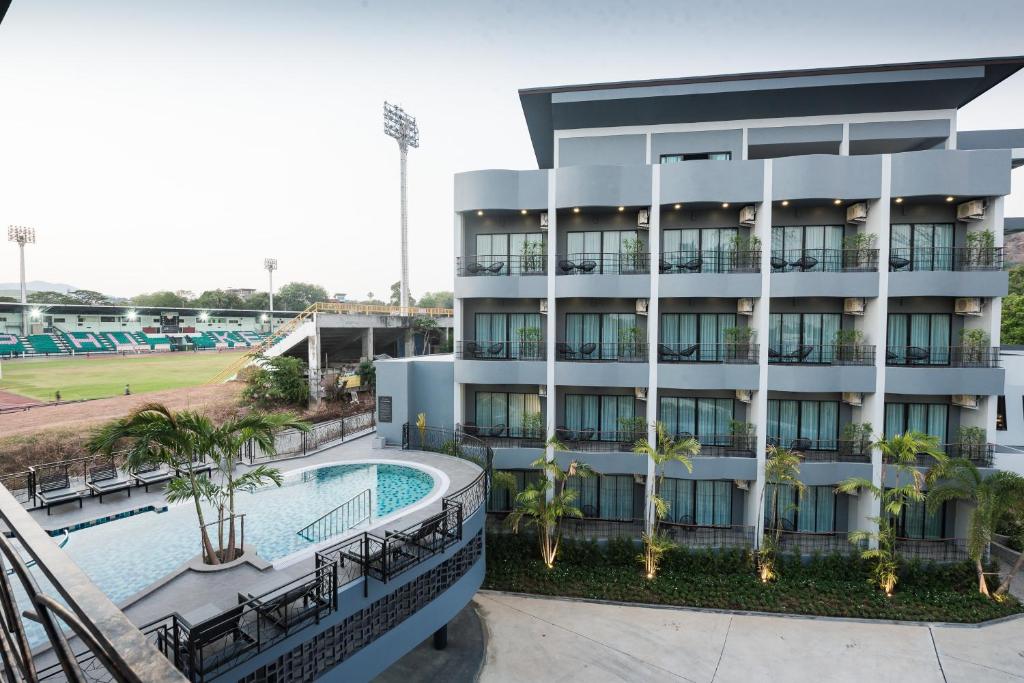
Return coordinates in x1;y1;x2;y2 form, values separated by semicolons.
36;470;82;515
86;462;131;502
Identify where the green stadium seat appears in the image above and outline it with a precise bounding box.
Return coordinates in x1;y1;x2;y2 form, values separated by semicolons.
28;334;63;355
0;333;25;357
64;331;113;353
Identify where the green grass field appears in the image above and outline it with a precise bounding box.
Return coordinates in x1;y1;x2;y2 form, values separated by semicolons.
0;352;245;401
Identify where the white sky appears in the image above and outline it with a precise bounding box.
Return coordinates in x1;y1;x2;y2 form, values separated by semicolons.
1;0;1023;299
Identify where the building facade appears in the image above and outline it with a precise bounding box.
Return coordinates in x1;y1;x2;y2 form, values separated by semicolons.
452;57;1023;550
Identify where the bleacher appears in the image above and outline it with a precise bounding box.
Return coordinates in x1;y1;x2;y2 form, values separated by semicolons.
0;328;265;358
62;331;114;353
0;334;26;357
27;334;64;355
189;334;216;349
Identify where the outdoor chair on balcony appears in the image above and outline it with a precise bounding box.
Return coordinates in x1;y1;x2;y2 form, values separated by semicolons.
679;343;700;360
658;343;680;361
132;461;173;492
770;256;788;271
487;261;505;274
577;427;596;441
680;256;703;273
578;260;598;273
463;341;481;359
783;345;814;362
581;504;597;518
36;469;82;515
86;462;131;503
905;346;930;363
488;424;506;438
555;426;576;442
889;255;911;271
658;259;675;273
486;342;505;357
768;347;781;360
558;259;577;274
556;342;577;359
767;436;781;448
790;437;812;452
790;255;819;271
465;262;485;275
187;602;258;676
460;422;479;436
578;342;597;357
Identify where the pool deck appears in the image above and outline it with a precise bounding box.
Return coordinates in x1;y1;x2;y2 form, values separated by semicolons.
32;434;483;630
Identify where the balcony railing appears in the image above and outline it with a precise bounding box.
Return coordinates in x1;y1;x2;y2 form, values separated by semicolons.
458;423;546;448
777;531;866;555
456;340;545;361
768;343;875;365
658;342;759;364
770;248;879;273
556;252;650;275
665;433;756;457
888;247;1004;272
661;522;756;549
767;438;870;463
886;442;995;468
885;346;1001;368
895;537;972;562
457;254;547;276
488;513;754;549
555;341;647;361
659;249;761;274
553;428;645;451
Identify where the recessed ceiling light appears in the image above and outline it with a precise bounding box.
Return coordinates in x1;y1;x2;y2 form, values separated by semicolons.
476;210;483;216
520;209;527;215
618;206;625;212
833;199;843;205
780;200;789;207
722;202;730;209
573;207;580;213
946;196;955;203
894;197;903;204
673;203;681;210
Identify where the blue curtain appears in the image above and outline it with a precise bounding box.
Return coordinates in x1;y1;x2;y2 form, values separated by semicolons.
884;403;904;438
927;404;948;443
713;481;732;526
819;402;838;449
695;480;715;525
659;397;678;437
887;314;908;364
797;486;817;532
930;314;950;365
815;486;835;532
565;395;600;432
933;224;953;271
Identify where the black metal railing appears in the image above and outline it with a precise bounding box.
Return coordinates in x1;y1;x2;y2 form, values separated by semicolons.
895;537;973;562
457;254;547;277
888;247;1004;272
297;488;372;544
684;434;756;457
458;423;547;449
661;522;756;549
768;344;875;365
555;341;648;361
242;410;376;463
456;340;545;361
885;346;1001;368
886;442;995;468
556;252;650;275
403;423;494;474
659;249;761;274
553;428;645;452
777;531;867;555
771;248;879;273
657;342;758;364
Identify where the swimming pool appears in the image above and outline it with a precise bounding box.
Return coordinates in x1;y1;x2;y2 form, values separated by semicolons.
57;461;438;606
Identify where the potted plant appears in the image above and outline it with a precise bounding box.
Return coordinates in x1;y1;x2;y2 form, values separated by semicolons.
959;328;990;366
728;233;762;272
840;421;873;457
728;419;755;451
965;229;995;269
517;325;543;360
618;416;647;449
833;328;864;364
621;237;646;273
723;326;755;361
520;238;545;274
617;326;645;360
955;425;986;461
520;411;544;441
842;232;877;271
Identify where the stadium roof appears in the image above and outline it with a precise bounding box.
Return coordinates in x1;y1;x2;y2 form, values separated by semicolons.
519;55;1024;168
0;302;299;316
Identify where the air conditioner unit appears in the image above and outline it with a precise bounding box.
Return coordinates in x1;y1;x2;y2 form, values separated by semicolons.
538;384;547;397
846;203;868;224
739;205;756;227
539;299;548;315
637;209;650;230
634;387;648;401
735;389;752;404
737;298;755;316
633;473;646;485
842;392;863;407
635;298;649;316
734;479;750;491
954;297;982;316
843;298;866;315
957;200;986;222
952;394;979;410
539;212;549;230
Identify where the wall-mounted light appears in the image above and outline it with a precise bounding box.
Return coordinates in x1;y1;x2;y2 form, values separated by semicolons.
199;312;210;322
29;308;41;319
780;200;789;207
520;209;527;215
673;203;681;210
894;197;904;204
618;206;625;212
945;196;955;203
476;210;484;216
833;199;843;205
721;202;730;209
573;207;580;213
125;309;138;321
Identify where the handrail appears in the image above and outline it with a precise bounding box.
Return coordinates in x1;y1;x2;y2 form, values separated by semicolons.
297;488;372;543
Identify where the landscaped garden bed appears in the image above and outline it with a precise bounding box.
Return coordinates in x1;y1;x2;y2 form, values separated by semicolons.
484;533;1024;623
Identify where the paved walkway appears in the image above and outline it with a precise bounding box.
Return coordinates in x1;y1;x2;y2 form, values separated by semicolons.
475;592;1024;682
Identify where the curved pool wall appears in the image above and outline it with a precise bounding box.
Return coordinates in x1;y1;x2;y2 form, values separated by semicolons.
219;502;486;682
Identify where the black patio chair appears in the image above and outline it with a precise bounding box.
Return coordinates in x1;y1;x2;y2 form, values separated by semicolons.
558;259;577;274
581;504;597;518
487;341;505;357
465;262;485;275
658;343;680;361
487;261;505;274
577;427;596;441
791;255;819;271
556;342;576;360
767;436;780;448
680;256;703;273
578;342;597;357
460;422;479;436
488;424;506;438
87;462;131;503
680;343;700;360
906;346;931;363
784;345;814;362
770;256;788;271
659;259;675;273
790;437;812;452
768;347;781;360
885;348;898;363
578;260;597;273
132;461;173;493
463;341;481;359
889;255;911;271
555;426;576;442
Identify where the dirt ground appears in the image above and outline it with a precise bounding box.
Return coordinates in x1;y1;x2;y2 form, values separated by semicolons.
0;382;244;439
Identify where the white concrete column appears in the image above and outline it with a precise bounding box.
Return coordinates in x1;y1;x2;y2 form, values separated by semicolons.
744;159;772;544
644;165;661;535
307;318;321;409
856;154;891;544
454;211;464;427
361;327;374;360
545;169;558;480
403;329;415;357
840;123;850;156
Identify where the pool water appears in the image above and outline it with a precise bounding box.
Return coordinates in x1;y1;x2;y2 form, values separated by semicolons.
59;462;434;606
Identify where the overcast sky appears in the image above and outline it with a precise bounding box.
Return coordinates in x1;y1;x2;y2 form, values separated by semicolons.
1;0;1023;299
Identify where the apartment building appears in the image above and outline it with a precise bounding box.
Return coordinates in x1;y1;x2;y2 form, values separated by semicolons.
452;56;1023;553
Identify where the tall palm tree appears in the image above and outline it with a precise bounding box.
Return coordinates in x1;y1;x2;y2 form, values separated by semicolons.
632;422;699;578
927;459;1024;597
757;446;805;582
836;431;945;594
506;439;593;568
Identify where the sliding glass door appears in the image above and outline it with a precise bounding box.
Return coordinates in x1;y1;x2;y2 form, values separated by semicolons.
662;228;738;272
658;397;733;444
564;394;635;438
886;314;950;365
890;223;954;271
771;225;843;272
565;312;639;360
660;313;737;361
768;313;841;363
474;392;542;437
767;399;839;450
884;402;948;444
566;230;640;273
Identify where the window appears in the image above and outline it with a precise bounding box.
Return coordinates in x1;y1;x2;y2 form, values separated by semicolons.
488;469;542;511
660;313;737;361
565;474;638;520
764;484;836;532
100;316;115;323
890;224;953;271
660;479;732;525
565;230;643;274
660;152;732;163
767;400;839;450
658;397;733;444
476;232;545;274
474;392;541;438
474;312;542;358
768;313;842;363
662;228;738;272
884;403;948;443
771;225;843;272
996;395;1007;431
563;394;635;438
896;499;945;539
886;314;950;365
564;312;640;359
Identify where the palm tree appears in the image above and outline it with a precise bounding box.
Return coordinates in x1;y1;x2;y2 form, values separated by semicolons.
757;446;805;582
506;438;593;568
927;459;1024;597
632;422;699;578
836;431;945;594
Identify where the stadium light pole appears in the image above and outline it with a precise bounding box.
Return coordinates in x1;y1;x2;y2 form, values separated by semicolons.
8;226;36;336
383;102;419;310
264;257;277;331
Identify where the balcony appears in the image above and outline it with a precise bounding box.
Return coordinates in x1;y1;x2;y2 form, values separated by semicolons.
893;443;995;468
767;344;876;392
455;255;547;298
665;433;756;458
657;343;759;390
770;248;879;298
658;250;762;297
553;428;645;452
454;340;546;384
555;342;648;386
556;341;647;362
555;252;651;298
885;346;1003;395
887;247;1007;297
768;437;871;464
777;531;865;555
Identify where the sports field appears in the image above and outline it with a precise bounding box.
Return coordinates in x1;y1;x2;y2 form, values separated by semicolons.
0;351;246;402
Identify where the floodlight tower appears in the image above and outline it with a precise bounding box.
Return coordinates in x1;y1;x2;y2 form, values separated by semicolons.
383;101;419;309
264;257;277;331
8;226;36;336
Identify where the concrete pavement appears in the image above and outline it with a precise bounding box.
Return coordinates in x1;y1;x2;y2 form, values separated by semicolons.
475;592;1024;682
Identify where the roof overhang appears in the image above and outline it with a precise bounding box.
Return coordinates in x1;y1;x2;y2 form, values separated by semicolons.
520;56;1024;168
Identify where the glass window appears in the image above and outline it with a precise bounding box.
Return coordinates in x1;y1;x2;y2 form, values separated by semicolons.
660;313;736;361
771;225;843;272
889;223;954;271
767;400;839;449
565;312;638;360
564;394;634;438
884;403;948;444
660;152;732;163
886;314;950;365
898;500;945;539
658;397;732;444
475;391;541;437
599;475;634;520
768;313;842;363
